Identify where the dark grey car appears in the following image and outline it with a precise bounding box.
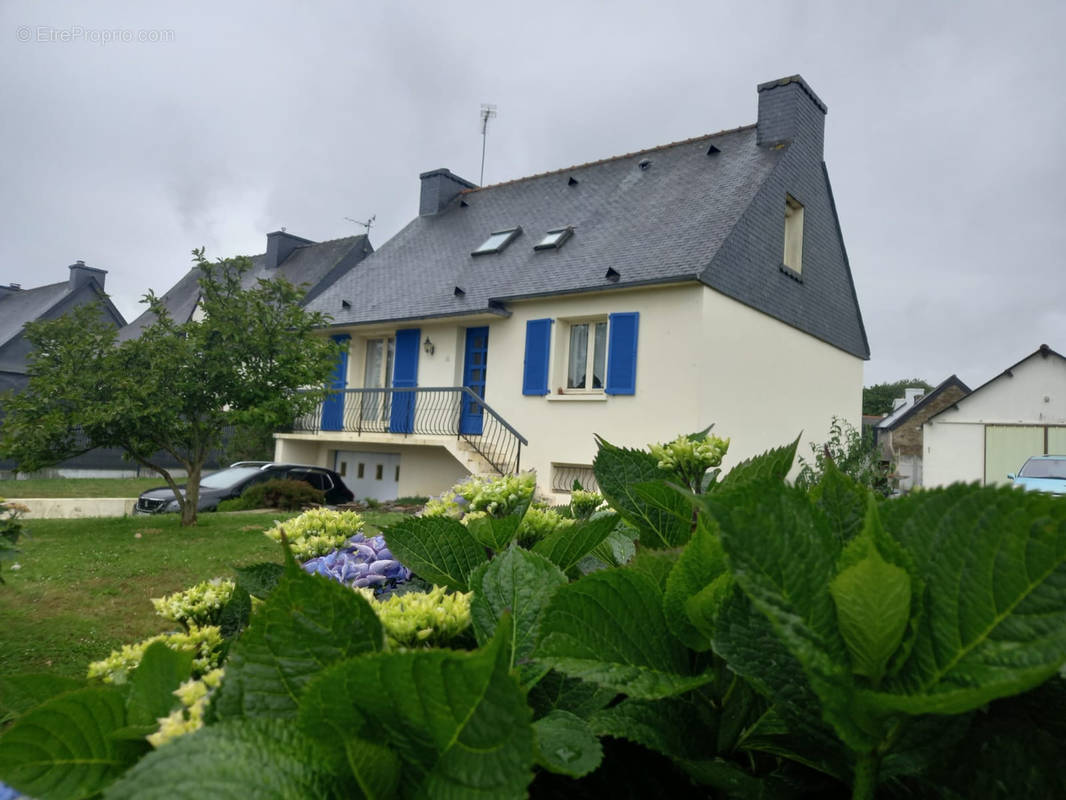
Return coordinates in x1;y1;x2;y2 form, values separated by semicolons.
135;463;354;514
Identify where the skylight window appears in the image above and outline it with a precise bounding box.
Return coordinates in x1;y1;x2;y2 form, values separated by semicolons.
472;227;521;255
534;227;574;251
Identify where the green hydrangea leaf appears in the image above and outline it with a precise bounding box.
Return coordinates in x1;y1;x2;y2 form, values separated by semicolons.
0;686;136;800
664;520;728;650
345;737;402;800
863;485;1066;715
383;516;489;591
829;525;911;683
0;673;85;718
232;562;285;599
299;617;534;799
536;569;714;699
464;511;523;552
103;718;349;799
532;513;619;573
716;437;798;490
526;671;615;720
593;436;691;549
811;459;869;543
533;710;603;778
586;525;637;568
469;545;567;683
217;584;253;639
125;641;194;727
627;549;679;591
211;568;383;720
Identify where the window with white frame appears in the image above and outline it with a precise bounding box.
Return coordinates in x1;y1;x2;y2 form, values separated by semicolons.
565;318;608;391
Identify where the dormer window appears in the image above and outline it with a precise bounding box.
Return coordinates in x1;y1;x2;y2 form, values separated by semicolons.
534;227;574;251
472;227;521;255
783;195;804;274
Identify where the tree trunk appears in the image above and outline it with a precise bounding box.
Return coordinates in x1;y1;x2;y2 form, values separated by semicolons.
181;463;202;527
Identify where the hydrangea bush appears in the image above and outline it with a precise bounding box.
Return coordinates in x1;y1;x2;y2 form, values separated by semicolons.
422;472;536;519
146;668;225;748
263;507;365;561
648;429;730;491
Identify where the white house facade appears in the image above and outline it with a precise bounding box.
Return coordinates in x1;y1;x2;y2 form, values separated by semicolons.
274;75;870;500
923;345;1066;488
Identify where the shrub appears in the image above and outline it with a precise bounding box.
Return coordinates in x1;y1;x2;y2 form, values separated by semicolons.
0;499;28;585
264;507;365;561
569;488;604;519
422;472;536;519
230;478;325;511
357;584;472;648
795;416;891;495
146;668;225;748
86;625;224;684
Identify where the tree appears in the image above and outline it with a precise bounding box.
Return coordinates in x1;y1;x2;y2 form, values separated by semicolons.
0;251;338;526
862;377;934;416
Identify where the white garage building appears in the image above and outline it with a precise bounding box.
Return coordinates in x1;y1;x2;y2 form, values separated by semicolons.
923;345;1066;488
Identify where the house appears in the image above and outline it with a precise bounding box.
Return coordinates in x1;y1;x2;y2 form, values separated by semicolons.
120;230;373;338
274;75;870;501
924;345;1066;487
875;376;970;491
0;262;127;478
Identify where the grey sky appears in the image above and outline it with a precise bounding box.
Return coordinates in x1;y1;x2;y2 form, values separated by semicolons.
2;0;1063;389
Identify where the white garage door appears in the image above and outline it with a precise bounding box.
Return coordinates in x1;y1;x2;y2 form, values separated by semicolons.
335;451;400;501
985;426;1048;486
1050;427;1066;454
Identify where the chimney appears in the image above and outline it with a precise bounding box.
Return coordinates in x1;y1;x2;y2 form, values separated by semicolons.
419;168;477;216
69;260;107;291
265;230;314;269
756;75;827;154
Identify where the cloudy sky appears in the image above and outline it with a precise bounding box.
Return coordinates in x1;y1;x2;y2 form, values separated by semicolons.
2;0;1063;388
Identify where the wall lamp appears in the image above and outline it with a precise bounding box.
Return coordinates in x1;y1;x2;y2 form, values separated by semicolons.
423;336;435;356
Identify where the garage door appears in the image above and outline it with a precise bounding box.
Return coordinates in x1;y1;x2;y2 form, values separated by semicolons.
1050;427;1066;454
984;426;1044;486
335;451;400;502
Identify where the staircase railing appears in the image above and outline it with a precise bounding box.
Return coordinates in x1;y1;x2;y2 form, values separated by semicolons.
291;387;527;475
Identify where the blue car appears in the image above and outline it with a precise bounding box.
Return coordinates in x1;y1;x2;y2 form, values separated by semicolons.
1008;455;1066;495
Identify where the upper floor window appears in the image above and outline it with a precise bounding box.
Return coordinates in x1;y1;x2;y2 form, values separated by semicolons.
783;195;804;274
472;227;521;255
534;227;574;250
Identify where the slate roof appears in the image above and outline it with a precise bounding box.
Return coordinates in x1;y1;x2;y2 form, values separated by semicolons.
0;282;72;349
120;234;371;339
308;120;868;359
877;375;971;431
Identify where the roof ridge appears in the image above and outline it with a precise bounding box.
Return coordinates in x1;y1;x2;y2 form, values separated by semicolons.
463;123;757;194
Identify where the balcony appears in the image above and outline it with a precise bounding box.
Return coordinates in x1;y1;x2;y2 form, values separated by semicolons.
291;387;527;476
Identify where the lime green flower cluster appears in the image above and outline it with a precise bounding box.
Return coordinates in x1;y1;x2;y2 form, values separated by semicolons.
423;472;536;519
516;505;574;547
570;489;604;519
264;507;365;561
86;625;224;684
146;668;225;748
151;578;235;629
648;433;730;488
357;585;471;648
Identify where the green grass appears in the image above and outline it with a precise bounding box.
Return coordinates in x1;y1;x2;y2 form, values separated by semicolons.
0;477;168;498
0;510;404;680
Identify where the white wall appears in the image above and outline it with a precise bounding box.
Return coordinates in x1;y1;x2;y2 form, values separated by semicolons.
922;353;1066;487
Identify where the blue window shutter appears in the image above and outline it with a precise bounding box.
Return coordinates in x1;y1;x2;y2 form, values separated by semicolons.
605;312;639;395
390;328;420;433
321;334;350;431
523;319;553;395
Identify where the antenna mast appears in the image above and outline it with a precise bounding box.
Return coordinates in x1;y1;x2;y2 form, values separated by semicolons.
344;215;376;234
479;103;497;186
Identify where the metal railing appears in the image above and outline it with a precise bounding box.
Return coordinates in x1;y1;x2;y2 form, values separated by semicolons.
291;387;527;476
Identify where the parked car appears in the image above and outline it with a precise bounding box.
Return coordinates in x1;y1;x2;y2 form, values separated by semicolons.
1008;455;1066;495
135;463;354;514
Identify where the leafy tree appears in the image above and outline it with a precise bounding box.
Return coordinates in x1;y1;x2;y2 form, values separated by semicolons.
863;378;933;416
0;251;337;526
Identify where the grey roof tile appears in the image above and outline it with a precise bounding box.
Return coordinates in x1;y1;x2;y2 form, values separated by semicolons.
0;282;70;348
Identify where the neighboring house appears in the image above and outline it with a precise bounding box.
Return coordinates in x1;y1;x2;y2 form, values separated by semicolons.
875;376;970;491
120;230;373;337
924;345;1066;487
0;262;128;478
274;75;870;501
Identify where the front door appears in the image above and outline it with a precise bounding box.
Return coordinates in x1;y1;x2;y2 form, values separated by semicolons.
460;326;489;435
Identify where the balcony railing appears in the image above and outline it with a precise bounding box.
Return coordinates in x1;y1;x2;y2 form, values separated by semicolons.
291;387;528;476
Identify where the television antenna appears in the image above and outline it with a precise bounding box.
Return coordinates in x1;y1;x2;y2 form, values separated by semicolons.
479;103;497;185
344;215;376;234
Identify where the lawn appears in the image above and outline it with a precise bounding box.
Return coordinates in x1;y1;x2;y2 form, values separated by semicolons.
0;477;169;498
0;510;406;682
